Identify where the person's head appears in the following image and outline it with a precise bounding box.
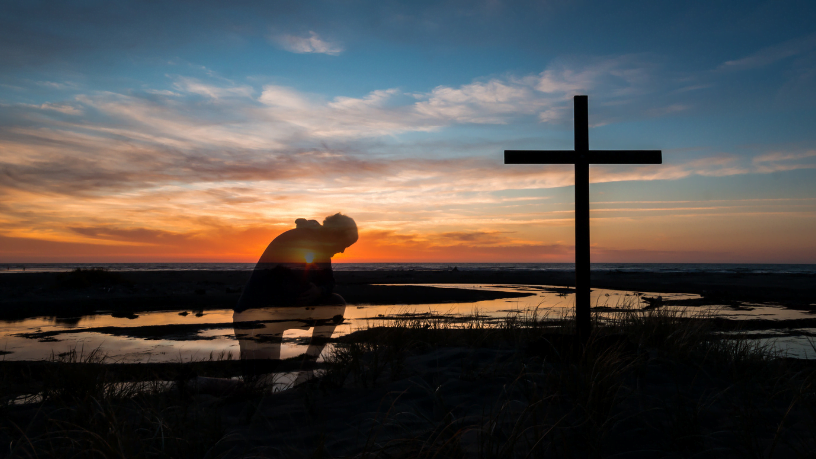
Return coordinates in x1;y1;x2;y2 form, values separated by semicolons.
322;213;358;254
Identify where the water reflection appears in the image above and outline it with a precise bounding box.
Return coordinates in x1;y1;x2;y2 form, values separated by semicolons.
2;284;814;361
233;305;345;384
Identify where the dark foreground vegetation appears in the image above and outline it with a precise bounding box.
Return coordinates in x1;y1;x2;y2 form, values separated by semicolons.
2;306;816;458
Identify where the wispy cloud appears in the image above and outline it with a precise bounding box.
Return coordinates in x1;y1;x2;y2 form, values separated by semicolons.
415;79;541;123
415;55;666;125
273;31;343;55
752;149;816;173
752;150;816;163
719;34;816;71
21;102;82;114
172;77;253;99
35;81;78;90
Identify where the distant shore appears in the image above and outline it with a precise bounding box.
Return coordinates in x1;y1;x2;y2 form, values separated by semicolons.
1;269;813;320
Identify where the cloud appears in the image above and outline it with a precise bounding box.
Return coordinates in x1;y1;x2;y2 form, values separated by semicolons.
646;103;689;117
273;31;343;55
258;85;438;138
21;102;82;114
719;34;816;71
415;79;541;123
2;59;814;263
145;89;179;96
436;230;514;245
172;77;253;99
69;226;192;245
36;81;78;90
751;150;816;173
349;229;573;262
752;150;816;163
414;55;666;125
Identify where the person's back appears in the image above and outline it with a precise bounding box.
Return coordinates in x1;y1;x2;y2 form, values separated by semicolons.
235;214;357;311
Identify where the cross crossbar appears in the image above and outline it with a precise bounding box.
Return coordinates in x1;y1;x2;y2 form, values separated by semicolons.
505;150;662;164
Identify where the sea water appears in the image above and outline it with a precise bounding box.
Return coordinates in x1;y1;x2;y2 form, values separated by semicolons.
3;262;816;274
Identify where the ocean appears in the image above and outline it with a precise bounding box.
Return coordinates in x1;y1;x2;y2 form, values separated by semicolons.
2;262;815;275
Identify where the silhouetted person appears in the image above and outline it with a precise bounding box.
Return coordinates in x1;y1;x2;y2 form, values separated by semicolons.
233;213;357;382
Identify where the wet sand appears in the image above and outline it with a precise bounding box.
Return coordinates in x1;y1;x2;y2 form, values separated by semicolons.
0;269;813;320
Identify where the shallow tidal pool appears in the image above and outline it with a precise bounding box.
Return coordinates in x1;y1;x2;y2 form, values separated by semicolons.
1;284;813;362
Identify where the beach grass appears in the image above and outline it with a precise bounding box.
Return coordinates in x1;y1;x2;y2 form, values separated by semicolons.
2;303;815;458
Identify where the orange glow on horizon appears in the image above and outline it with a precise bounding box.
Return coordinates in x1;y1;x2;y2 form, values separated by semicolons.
4;217;816;264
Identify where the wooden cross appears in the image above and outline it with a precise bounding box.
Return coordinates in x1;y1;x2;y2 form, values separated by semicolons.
505;95;662;340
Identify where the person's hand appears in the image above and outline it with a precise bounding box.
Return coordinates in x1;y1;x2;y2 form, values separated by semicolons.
297;283;322;305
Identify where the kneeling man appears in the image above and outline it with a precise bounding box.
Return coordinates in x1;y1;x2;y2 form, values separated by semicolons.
233;213;357;377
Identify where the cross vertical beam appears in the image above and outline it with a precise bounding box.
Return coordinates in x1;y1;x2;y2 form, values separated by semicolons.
503;95;661;342
574;95;590;340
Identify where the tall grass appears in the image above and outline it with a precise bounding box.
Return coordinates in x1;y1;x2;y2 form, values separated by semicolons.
1;347;244;458
316;301;815;458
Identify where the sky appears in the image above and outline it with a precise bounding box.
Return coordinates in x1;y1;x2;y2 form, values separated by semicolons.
1;0;815;264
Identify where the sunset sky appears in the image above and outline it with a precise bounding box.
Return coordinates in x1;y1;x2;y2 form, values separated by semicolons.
1;0;815;263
